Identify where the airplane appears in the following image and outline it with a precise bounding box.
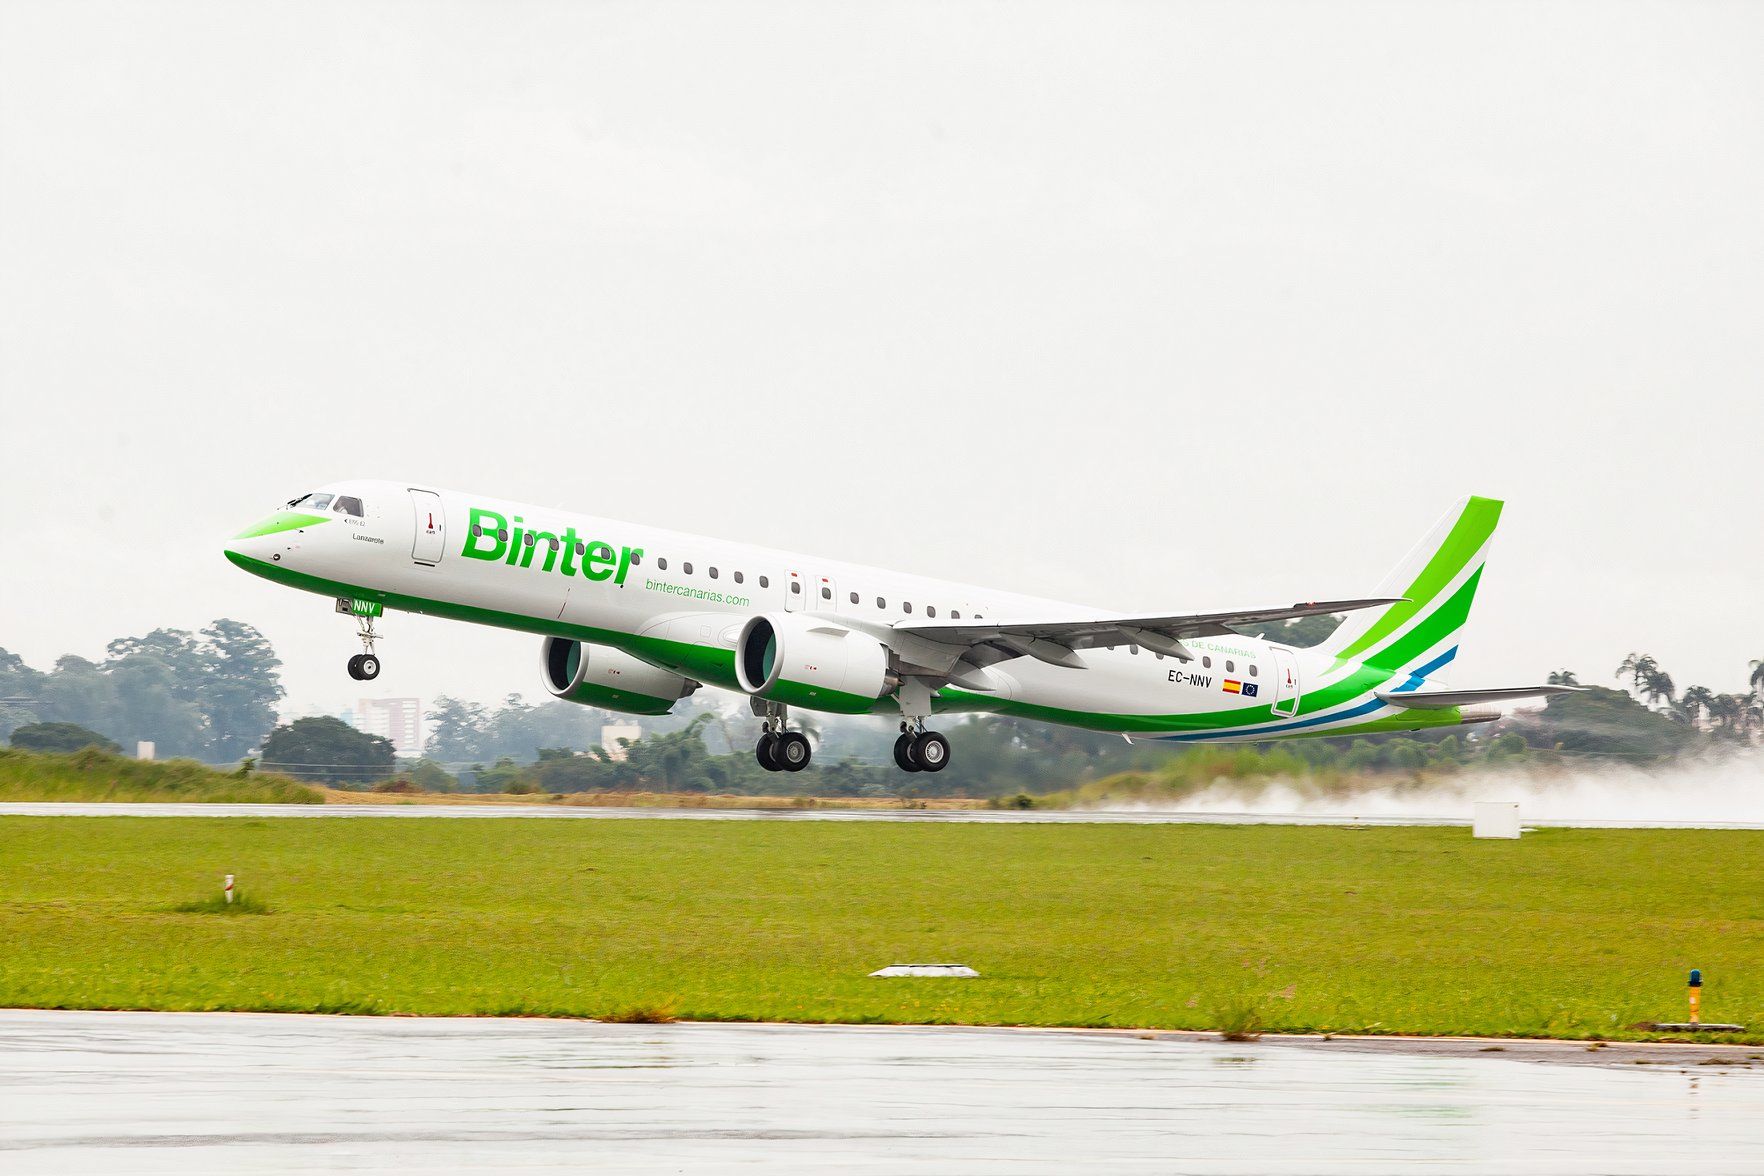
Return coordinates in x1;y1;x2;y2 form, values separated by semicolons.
224;486;1570;773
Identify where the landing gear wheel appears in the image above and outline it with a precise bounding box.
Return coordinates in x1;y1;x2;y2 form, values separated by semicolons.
347;654;364;681
913;731;950;773
357;654;381;681
893;733;922;773
756;733;781;772
774;731;811;772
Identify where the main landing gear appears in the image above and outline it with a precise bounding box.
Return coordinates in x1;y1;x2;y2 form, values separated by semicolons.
891;678;950;774
893;723;950;774
346;611;382;681
754;701;810;773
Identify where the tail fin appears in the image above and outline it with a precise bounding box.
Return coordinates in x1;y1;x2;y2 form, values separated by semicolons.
1316;496;1504;686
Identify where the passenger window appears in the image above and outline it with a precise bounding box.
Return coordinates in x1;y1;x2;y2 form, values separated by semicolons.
658;558;668;570
1226;660;1235;673
790;581;800;595
876;597;886;608
630;552;641;566
498;529;509;542
734;571;743;584
927;606;937;618
575;542;585;556
1249;665;1258;677
1156;652;1165;660
1130;645;1138;655
821;586;831;600
472;525;483;538
1202;656;1212;669
951;610;961;619
523;534;535;547
709;567;718;579
849;591;859;604
334;496;364;517
903;602;913;613
760;575;769;588
683;562;693;575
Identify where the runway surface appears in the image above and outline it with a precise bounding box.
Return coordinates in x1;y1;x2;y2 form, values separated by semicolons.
2;1010;1761;1174
3;801;1763;828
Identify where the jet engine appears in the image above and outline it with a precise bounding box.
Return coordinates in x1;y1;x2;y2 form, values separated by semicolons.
734;613;892;714
540;637;697;716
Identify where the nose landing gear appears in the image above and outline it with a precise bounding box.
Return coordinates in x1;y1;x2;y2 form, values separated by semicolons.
339;599;383;681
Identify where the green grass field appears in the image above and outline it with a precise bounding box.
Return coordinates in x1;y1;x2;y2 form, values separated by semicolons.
2;817;1759;1042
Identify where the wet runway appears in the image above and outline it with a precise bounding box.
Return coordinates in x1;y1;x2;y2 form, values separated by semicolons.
4;801;1763;829
2;1011;1761;1174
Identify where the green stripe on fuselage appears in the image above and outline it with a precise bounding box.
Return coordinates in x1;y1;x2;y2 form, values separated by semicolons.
223;551;744;691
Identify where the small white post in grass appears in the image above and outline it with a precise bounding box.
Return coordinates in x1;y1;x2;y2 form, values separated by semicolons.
224;874;235;904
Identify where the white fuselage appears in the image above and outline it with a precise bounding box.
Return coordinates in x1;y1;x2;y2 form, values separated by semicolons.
226;480;1469;742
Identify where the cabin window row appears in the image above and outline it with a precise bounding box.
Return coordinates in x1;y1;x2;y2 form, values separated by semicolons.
1129;647;1259;675
628;557;982;619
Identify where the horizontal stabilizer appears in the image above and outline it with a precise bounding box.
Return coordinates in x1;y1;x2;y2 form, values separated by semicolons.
1375;685;1581;711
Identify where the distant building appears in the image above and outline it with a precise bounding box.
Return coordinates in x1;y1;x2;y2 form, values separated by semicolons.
600;723;642;762
356;697;423;759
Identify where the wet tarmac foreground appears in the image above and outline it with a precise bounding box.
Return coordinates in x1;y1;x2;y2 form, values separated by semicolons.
2;1012;1762;1174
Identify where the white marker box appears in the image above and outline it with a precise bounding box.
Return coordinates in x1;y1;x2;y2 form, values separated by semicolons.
1473;802;1521;839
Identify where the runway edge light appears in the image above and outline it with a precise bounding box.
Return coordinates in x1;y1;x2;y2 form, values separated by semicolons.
1649;968;1745;1033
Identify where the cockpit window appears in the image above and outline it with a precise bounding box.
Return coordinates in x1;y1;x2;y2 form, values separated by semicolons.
306;493;335;512
286;493;312;508
333;496;364;517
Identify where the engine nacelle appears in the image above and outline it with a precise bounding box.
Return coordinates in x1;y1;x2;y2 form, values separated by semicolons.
540;637;697;716
734;613;891;714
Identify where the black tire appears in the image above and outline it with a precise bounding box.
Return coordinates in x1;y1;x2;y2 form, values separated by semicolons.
893;733;921;772
756;734;781;772
358;654;381;681
346;654;364;681
775;731;811;772
914;731;950;773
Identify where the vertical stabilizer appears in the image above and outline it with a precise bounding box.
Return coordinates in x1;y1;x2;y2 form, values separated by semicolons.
1315;496;1504;686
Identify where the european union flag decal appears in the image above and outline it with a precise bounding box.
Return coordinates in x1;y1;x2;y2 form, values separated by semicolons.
1241;682;1260;698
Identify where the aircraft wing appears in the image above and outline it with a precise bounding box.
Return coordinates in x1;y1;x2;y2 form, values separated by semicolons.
890;597;1403;673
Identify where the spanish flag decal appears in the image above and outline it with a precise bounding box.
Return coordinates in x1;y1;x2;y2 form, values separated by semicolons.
1222;679;1243;694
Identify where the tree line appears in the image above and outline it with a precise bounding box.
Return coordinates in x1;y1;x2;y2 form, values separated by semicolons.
0;621;285;761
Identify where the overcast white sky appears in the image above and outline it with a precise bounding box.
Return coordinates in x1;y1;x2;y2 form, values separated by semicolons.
2;1;1759;718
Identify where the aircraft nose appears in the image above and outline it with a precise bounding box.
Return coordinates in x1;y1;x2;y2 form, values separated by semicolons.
225;508;325;571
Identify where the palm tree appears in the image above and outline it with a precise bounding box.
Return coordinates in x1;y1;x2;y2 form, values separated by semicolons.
1616;653;1659;696
1750;659;1764;695
1678;685;1716;729
1547;669;1581;687
1640;667;1676;710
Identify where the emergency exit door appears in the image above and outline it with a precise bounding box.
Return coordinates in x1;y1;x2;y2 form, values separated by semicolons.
410;489;446;565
